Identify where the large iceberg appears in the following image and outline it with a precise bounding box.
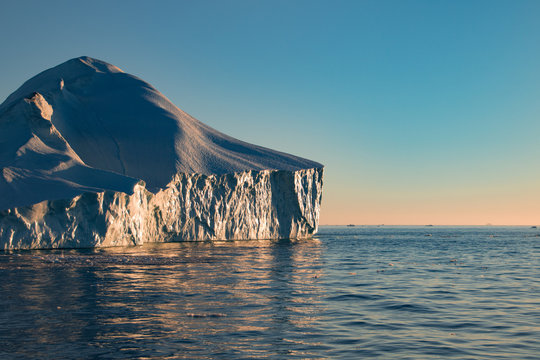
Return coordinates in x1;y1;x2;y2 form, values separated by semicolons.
0;57;323;249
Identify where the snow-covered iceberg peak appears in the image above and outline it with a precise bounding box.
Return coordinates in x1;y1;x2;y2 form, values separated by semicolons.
0;56;323;249
1;56;321;190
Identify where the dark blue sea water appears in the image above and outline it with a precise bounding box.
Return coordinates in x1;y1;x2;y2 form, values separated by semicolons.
0;226;539;359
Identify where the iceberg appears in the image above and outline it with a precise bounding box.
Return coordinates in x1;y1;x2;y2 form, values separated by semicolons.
0;57;323;249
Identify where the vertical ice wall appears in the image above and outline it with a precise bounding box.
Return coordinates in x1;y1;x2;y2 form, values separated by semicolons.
0;168;323;250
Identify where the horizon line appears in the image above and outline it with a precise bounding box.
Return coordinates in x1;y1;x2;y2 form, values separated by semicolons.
320;224;539;227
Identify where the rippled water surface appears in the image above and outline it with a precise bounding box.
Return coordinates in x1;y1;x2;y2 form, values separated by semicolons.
1;226;539;359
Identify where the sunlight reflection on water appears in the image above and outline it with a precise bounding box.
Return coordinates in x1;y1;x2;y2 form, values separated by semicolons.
0;227;538;359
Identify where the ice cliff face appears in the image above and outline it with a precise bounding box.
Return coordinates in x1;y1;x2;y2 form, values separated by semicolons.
0;57;323;249
0;168;322;249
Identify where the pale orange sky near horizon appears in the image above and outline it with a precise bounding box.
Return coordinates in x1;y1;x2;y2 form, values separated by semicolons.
318;163;540;226
319;191;540;226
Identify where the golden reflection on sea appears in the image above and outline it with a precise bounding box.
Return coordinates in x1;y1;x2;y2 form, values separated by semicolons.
23;239;326;352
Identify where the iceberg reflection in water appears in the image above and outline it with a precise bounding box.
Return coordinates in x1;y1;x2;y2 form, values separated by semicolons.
0;239;326;359
0;226;539;359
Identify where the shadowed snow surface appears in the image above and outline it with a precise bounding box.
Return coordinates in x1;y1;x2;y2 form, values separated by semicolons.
0;57;322;210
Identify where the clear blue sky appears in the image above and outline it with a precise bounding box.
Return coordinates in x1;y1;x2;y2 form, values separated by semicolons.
1;0;539;224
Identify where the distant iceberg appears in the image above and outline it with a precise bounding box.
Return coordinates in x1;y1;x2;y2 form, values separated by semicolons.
0;57;323;249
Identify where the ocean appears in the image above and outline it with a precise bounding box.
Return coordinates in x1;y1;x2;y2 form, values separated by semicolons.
0;226;538;359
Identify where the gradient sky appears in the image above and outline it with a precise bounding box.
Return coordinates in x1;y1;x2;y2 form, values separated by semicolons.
1;1;539;225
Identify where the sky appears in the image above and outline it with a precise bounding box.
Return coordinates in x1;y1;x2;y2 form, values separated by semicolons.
1;0;539;225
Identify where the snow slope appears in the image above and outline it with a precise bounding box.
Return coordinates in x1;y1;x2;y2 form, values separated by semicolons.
0;91;140;210
0;57;321;203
